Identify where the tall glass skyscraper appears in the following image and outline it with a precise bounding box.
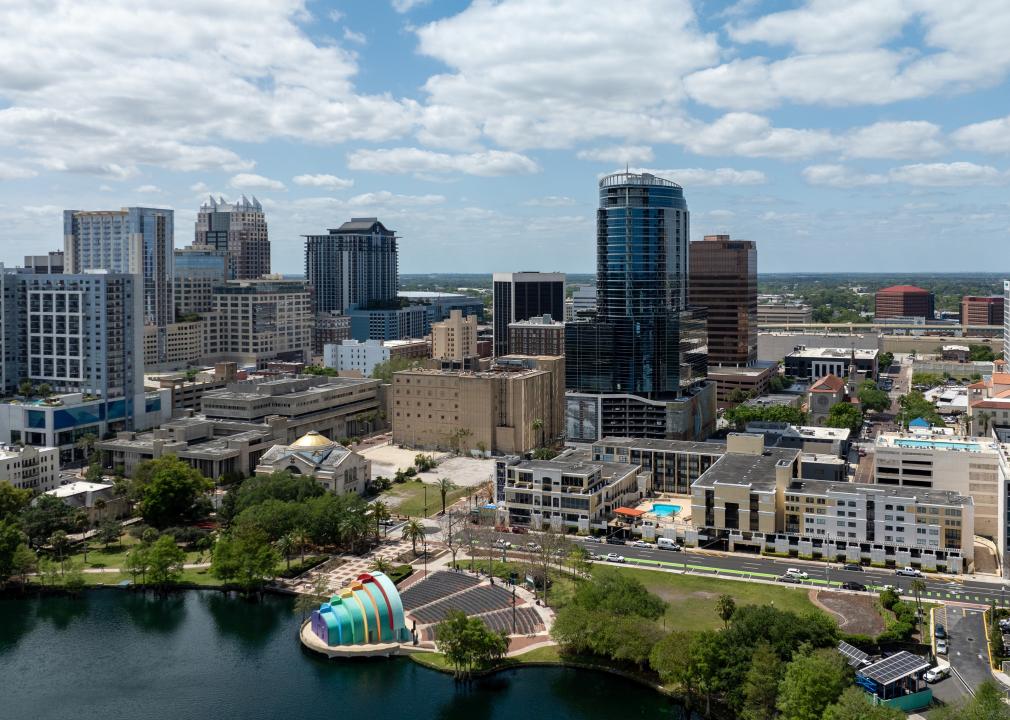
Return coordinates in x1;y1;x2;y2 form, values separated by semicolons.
566;172;712;441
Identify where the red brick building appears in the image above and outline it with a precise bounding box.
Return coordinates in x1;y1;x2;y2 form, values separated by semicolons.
961;295;1004;326
874;285;934;320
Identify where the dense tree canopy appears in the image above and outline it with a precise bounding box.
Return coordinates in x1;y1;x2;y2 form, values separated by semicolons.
724;404;807;430
898;390;943;428
776;649;851;720
435;610;509;680
134;456;213;528
220;470;324;522
826;403;863;433
211;525;281;592
857;381;890;413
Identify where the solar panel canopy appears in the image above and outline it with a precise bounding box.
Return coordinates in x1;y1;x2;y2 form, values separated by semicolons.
859;651;931;685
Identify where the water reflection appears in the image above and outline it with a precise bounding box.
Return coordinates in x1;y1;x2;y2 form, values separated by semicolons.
202;591;288;647
34;592;89;630
0;597;38;651
121;590;187;634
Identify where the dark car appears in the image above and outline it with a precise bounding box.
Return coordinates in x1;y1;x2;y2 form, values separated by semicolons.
934;624;947;640
606;537;626;545
777;575;800;584
844;563;863;572
841;581;868;592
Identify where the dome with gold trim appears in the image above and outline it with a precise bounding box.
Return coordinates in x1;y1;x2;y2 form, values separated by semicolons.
290;430;336;449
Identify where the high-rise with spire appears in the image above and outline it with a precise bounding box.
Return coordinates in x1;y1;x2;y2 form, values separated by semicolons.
195;195;270;279
565;172;714;442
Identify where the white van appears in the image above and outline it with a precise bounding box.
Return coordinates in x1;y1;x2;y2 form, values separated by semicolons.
657;537;681;551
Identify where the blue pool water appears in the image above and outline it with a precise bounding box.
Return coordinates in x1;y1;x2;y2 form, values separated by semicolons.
894;439;980;450
651;503;681;517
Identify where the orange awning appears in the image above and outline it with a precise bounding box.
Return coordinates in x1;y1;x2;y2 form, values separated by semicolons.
614;507;645;518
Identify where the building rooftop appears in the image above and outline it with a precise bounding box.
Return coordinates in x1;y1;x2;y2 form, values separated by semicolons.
785;477;972;507
878;285;931;294
46;482;112;497
809;374;846;393
787;347;879;360
875;432;1000;453
596;436;728;455
693;447;799;491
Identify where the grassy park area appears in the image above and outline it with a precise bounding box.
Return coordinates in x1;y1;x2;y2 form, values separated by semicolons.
381;480;471;517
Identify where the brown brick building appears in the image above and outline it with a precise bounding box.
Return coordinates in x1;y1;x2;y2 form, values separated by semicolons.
874;285;934;320
689;234;757;366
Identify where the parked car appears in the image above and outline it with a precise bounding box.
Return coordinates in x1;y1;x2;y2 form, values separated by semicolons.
494;539;512;549
880;584;898;593
844;563;863;572
607;537;626;545
510;526;528;535
777;575;800;584
896;566;923;577
605;553;625;563
785;568;809;579
936;639;948;655
934;624;947;640
584;536;602;543
525;542;541;552
999;618;1010;631
630;540;651;549
924;666;950;683
841;582;868;592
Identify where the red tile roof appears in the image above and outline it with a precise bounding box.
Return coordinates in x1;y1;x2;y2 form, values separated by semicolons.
809;374;846;393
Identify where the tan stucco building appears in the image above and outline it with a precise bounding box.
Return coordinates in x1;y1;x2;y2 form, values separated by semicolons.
391;355;564;454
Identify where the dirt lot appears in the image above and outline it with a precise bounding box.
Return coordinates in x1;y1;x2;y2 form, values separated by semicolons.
811;590;885;637
360;443;450;477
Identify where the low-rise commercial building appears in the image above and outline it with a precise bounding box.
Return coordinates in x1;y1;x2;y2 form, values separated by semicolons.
0;444;60;492
323;339;389;378
757;302;813;325
708;364;775;405
255;431;370;495
499;447;648;533
201;375;383;443
143;320;206;369
591;437;726;495
874;432;1001;542
392;356;564;454
758;332;877;364
348;304;427;342
145;363;238;411
690;433;971;572
745;422;851;457
44;481;129;522
784;346;878;381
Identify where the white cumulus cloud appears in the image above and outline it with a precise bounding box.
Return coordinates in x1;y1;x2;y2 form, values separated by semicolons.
629;167;766;186
577;145;654;164
347;148;540;176
230;173;285;191
293;174;355;190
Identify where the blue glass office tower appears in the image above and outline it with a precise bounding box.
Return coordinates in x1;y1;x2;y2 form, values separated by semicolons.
566;172;713;441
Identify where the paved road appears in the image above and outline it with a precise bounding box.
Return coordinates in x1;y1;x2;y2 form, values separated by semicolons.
494;531;1010;607
942;605;1002;695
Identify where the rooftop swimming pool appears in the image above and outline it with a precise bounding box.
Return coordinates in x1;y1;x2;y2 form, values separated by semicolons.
651;503;681;517
893;439;981;451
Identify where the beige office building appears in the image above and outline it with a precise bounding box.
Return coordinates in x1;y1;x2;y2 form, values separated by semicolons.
144;321;206;368
391;356;564;454
431;309;477;363
204;279;312;366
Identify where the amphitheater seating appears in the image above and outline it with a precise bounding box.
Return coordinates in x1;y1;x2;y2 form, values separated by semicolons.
410;584;514;624
399;571;480;610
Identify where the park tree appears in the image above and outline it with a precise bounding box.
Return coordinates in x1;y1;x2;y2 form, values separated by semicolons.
124;545;150;584
19;494;84;548
0;481;32;521
716;594;736;628
823;687;903;720
650;631;701;712
969;345;996;362
776;648;851;720
898;390;943;428
436;477;457;515
96;519;122;550
725;404;807;431
740;641;783;720
438;510;465;569
145;535;186;589
435;610;509;680
233;498;306;541
211;525;281;593
0;520;26;583
404;518;426;556
49;530;70;575
370;356;418;383
878;352;894;370
293;575;331;621
857;381;891;413
368;500;391;539
135;456;212;528
826;402;863;432
10;543;37;585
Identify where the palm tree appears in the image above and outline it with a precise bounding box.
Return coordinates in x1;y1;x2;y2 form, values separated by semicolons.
404;519;425;556
75;432;98;464
294;526;309;564
370;556;394;574
276;534;295;571
532;418;544;449
369;500;391;538
17;379;33;399
436;477;457;516
978;410;993;435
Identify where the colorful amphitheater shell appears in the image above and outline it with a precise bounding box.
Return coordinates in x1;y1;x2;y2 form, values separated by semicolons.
310;572;410;646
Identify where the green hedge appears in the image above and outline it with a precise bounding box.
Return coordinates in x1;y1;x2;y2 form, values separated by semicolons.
387;564;413;584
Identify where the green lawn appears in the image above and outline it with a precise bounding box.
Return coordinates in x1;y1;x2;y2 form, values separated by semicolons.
381;481;471;517
71;533;205;570
614;566;822;632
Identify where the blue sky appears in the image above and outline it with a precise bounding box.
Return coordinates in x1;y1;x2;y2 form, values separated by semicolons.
2;0;1010;274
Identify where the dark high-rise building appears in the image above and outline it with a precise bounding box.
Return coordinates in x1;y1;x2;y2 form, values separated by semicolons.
492;271;565;357
195;196;270;280
874;285;934;320
304;218;399;315
689;234;757;367
565;172;714;442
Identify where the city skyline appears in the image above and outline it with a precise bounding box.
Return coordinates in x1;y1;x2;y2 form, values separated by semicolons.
1;1;1010;275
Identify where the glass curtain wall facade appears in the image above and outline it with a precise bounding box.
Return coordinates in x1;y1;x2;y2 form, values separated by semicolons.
567;172;706;397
